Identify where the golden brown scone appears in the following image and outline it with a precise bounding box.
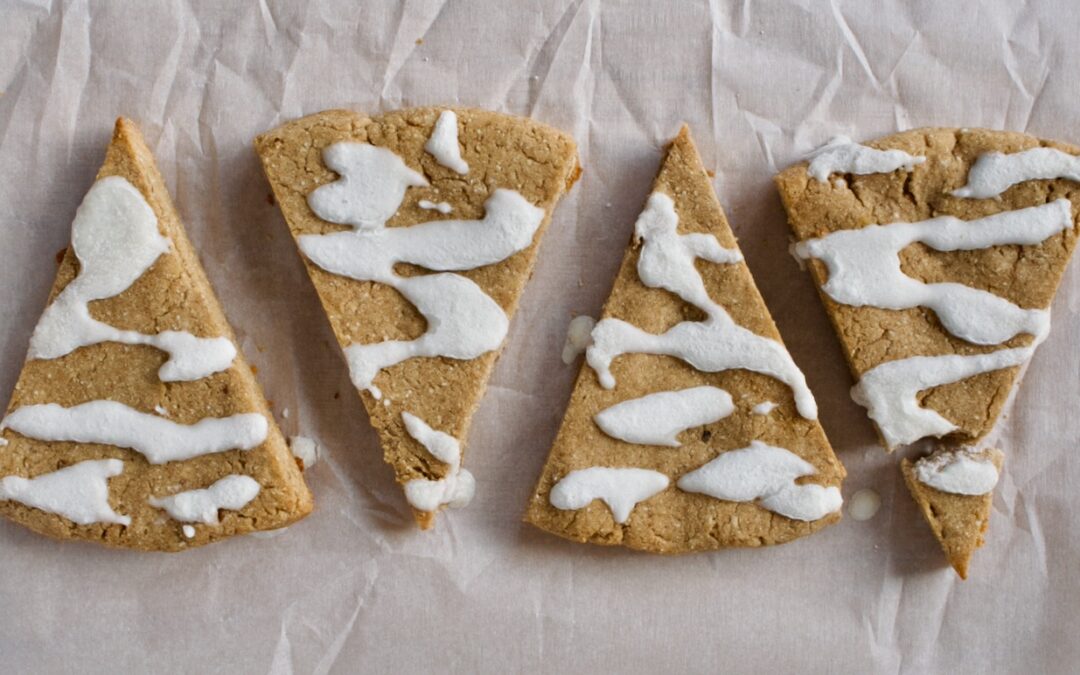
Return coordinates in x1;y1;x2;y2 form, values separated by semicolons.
255;108;580;529
0;118;313;550
902;448;1004;579
775;129;1080;449
525;126;845;552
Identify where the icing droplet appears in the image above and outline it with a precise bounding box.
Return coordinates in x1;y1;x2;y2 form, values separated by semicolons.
418;199;453;214
752;401;777;415
425;110;469;175
1;400;268;465
304;141;545;395
914;449;999;495
182;524;195;538
27;176;236;381
401;412;474;512
594;386;734;447
561;315;596;364
549;467;669;524
953;147;1080;199
848;488;881;521
806;135;925;182
0;459;130;526
851;348;1031;449
677;441;842;521
289;435;318;469
795;201;1070;345
149;475;261;524
586;192;818;419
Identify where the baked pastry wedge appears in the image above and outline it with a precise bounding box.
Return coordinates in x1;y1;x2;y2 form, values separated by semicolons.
902;448;1003;579
0;118;313;550
525;126;845;552
255;108;580;528
776;129;1080;575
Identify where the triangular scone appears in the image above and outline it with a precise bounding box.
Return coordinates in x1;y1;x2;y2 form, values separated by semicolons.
775;130;1080;450
255;108;580;529
902;448;1004;579
525;126;845;552
0;118;313;550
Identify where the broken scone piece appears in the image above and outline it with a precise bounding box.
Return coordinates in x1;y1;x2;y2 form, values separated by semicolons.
255;108;580;528
902;448;1003;579
776;130;1080;576
0;118;313;550
525;126;845;552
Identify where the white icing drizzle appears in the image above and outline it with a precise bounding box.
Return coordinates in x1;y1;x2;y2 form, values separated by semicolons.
182;524;195;538
418;199;452;214
677;441;842;521
424;110;469;175
0;400;268;465
401;412;475;512
851;347;1031;448
0;459;130;526
289;435;318;469
914;449;1000;495
752;401;777;415
304;140;545;396
795;200;1071;345
549;467;669;524
953;147;1080;199
561;315;596;364
586;192;818;419
806;135;925;183
148;474;261;524
28;176;236;382
594;386;733;447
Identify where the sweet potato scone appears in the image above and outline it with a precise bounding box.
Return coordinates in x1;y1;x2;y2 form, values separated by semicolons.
902;448;1004;579
255;108;579;528
0;118;313;550
776;130;1080;575
526;127;845;552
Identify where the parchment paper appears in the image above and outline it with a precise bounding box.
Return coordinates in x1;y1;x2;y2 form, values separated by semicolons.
1;2;1078;672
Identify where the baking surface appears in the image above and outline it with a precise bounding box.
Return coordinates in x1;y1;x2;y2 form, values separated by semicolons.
0;2;1077;672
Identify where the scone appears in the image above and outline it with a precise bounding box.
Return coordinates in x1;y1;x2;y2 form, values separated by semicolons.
0;118;313;550
776;130;1079;450
775;130;1080;576
255;108;580;528
902;448;1003;579
525;126;845;552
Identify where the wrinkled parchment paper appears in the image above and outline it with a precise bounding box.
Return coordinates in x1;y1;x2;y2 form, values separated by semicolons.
1;2;1078;672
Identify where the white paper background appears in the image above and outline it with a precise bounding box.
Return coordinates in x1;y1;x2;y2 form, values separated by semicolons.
1;1;1078;673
